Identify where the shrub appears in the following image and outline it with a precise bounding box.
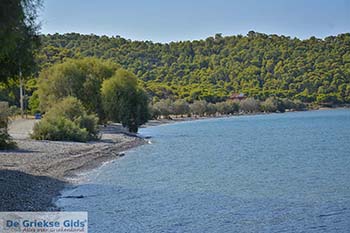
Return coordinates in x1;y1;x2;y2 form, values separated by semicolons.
206;103;217;116
261;97;287;113
31;97;99;142
148;103;161;119
28;91;40;114
262;97;278;112
32;116;89;142
172;99;190;117
292;100;306;111
0;131;17;149
215;101;239;115
190;100;207;116
240;98;260;113
0;102;16;149
152;99;174;118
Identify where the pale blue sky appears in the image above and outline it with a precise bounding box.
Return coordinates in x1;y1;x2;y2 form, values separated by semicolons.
39;0;350;42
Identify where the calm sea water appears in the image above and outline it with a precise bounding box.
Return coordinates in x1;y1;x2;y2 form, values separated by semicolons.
58;109;350;233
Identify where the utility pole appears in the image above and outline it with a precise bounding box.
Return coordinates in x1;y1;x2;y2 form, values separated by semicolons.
19;65;24;119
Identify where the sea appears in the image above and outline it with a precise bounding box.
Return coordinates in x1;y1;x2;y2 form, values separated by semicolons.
57;109;350;233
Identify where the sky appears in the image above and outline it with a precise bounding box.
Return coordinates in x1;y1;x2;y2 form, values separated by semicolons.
39;0;350;43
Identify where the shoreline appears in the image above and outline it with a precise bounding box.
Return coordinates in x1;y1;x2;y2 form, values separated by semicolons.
0;124;145;211
144;106;350;127
1;107;348;211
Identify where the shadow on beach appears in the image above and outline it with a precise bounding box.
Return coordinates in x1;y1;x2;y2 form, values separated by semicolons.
0;170;67;211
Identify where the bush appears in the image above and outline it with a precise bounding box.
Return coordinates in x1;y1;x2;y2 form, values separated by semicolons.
29;91;40;114
152;99;173;118
172;99;190;117
206;103;217;116
190;100;207;116
7;106;21;117
0;102;16;149
148;103;161;120
0;132;16;149
32;116;89;142
215;101;239;115
261;97;278;112
240;98;260;113
292;100;306;111
31;97;99;142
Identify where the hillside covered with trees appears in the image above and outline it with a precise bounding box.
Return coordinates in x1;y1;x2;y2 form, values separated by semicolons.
38;32;350;104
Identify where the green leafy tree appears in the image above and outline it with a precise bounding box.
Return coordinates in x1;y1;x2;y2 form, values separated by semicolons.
0;0;41;82
37;58;119;118
101;69;149;132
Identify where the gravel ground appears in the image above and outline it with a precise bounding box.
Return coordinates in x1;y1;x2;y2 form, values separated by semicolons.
0;120;145;211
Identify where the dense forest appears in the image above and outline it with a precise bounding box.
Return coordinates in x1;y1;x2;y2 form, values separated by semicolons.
37;31;350;104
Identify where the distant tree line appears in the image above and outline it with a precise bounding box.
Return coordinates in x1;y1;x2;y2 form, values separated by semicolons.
35;32;350;105
150;97;306;119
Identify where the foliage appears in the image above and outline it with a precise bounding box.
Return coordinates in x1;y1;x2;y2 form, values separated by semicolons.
215;101;239;115
0;102;16;149
0;0;42;82
28;90;40;114
37;58;119;118
261;97;279;112
101;69;149;132
240;98;260;113
31;97;99;142
190;100;207;116
152;99;174;118
206;103;217;116
172;99;190;117
37;32;350;105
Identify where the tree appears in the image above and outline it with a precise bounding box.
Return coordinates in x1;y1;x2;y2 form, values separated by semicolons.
216;101;239;115
152;99;174;118
240;98;260;113
190;100;207;116
18;31;350;107
101;69;149;132
37;58;119;118
0;0;42;82
261;97;278;112
172;99;190;117
206;103;217;116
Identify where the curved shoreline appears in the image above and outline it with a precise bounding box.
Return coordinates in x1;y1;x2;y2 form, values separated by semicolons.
1;108;347;211
0;125;145;211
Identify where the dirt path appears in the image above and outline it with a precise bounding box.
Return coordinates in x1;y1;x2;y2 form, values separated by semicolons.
8;119;37;139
